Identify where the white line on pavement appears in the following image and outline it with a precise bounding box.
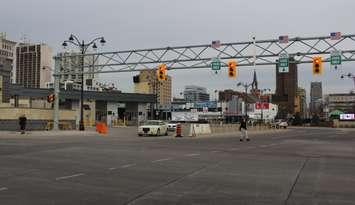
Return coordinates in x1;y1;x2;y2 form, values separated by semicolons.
121;163;136;168
260;145;269;148
185;153;201;157
229;148;240;151
0;187;8;192
109;167;117;170
55;173;85;181
152;158;172;163
211;150;220;153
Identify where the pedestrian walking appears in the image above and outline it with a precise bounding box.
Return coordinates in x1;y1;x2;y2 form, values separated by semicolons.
239;117;249;141
19;114;27;134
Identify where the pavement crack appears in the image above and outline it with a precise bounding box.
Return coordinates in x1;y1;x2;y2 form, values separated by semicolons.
123;163;220;205
284;158;309;205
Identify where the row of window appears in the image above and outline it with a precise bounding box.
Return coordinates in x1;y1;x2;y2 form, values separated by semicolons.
0;50;13;57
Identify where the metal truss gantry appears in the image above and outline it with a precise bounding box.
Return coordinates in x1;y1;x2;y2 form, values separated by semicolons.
54;34;355;75
52;34;355;130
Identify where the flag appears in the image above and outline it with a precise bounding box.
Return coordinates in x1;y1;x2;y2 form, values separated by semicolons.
278;35;289;44
211;40;221;48
330;32;341;40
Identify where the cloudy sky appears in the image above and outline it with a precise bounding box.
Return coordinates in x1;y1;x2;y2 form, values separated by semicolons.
1;0;354;99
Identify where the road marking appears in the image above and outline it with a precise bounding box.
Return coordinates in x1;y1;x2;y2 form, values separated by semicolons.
229;148;240;151
185;153;200;157
108;167;117;170
121;163;136;168
260;145;269;148
0;187;8;192
152;158;172;163
55;173;85;181
211;150;220;153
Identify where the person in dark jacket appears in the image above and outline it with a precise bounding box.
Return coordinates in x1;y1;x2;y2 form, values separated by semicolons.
239;117;249;141
19;114;27;134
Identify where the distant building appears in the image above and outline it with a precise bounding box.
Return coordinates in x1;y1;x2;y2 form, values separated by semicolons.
183;85;210;103
297;87;307;118
310;82;323;114
134;70;172;106
325;93;355;113
273;58;298;118
0;33;16;83
57;52;100;91
15;43;52;88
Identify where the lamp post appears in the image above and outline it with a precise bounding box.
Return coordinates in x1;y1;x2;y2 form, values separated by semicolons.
237;82;253;118
341;73;355;89
62;34;106;131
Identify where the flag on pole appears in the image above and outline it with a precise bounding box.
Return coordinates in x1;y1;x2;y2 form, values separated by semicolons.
330;32;341;40
211;40;221;48
278;35;289;44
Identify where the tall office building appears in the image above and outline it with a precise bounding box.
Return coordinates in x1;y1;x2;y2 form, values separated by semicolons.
134;70;172;106
57;52;99;90
0;33;16;103
297;87;307;118
310;82;323;114
274;58;298;118
183;85;210;103
16;43;52;88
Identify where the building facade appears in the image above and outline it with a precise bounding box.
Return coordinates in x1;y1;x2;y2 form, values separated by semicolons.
297;87;307;118
16;43;52;88
134;70;172;106
0;33;16;103
310;82;323;114
326;93;355;113
57;52;100;91
274;59;298;118
183;85;210;103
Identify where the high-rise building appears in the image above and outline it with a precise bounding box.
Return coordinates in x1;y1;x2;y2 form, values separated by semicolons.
183;85;210;103
310;82;323;114
134;70;172;106
57;52;99;90
15;43;52;88
0;33;16;102
274;58;298;118
297;87;307;118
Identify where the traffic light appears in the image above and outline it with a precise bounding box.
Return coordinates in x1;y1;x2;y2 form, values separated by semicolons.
227;60;237;78
312;56;323;75
156;64;167;81
47;94;55;103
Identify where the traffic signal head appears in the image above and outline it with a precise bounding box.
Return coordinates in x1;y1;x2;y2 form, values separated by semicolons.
47;94;55;103
157;64;167;81
227;60;237;78
312;56;323;75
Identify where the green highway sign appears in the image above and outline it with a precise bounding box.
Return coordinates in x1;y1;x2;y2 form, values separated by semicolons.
278;53;289;73
211;58;221;71
330;51;342;65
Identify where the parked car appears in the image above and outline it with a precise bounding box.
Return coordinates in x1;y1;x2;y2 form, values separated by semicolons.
275;119;288;129
138;120;168;136
167;122;177;131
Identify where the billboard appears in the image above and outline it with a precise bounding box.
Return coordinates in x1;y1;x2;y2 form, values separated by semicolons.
172;112;199;122
340;114;355;121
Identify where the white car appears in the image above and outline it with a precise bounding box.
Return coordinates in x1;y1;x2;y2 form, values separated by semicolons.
138;120;168;136
276;120;288;129
167;122;177;131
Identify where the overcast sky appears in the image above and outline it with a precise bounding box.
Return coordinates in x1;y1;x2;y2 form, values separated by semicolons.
1;0;355;99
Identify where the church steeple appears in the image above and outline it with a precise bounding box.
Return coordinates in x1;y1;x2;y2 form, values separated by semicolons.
252;70;258;90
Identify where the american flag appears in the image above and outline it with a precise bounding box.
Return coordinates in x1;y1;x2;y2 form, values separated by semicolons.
330;32;341;40
278;35;289;44
211;40;221;48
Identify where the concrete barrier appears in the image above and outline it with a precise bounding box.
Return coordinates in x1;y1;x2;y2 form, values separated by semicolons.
179;123;272;137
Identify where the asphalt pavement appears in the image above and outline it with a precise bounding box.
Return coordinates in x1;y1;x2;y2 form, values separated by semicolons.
0;127;355;205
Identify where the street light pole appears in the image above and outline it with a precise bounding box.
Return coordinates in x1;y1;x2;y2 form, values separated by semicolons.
341;73;355;89
62;34;106;131
237;82;253;119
